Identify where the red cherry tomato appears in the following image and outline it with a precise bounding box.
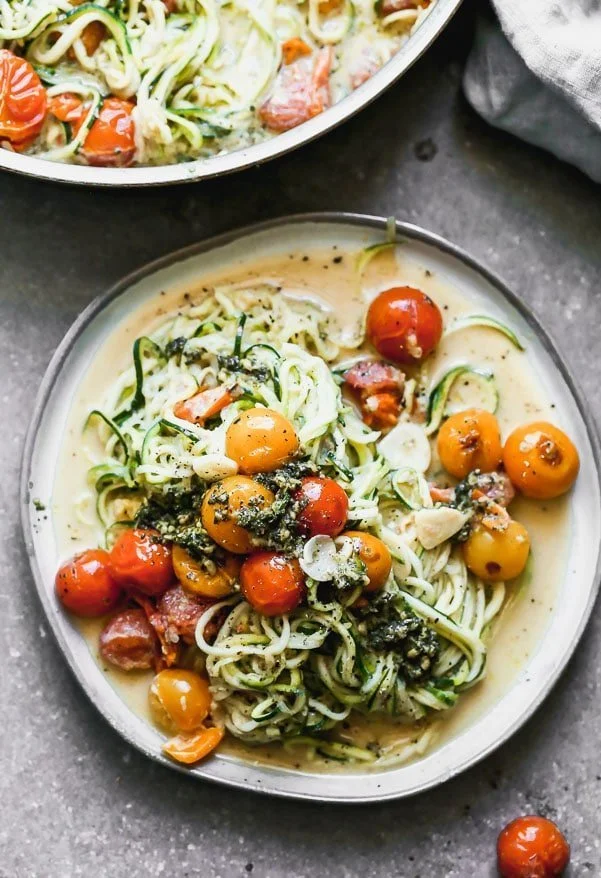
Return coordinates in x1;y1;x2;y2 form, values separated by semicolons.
48;94;136;167
497;816;570;878
240;552;306;616
0;50;47;147
296;477;349;537
366;286;443;364
109;529;174;596
55;549;122;617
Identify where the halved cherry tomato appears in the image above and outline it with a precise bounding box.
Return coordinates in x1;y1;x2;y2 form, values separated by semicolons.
55;549;122;617
503;421;579;500
437;409;503;480
259;47;331;132
149;669;212;732
366;287;443;364
163;725;224;764
338;531;392;592
0;50;47;147
240;552;306;616
201;475;275;554
172;544;239;598
173;386;233;425
497;815;570;877
282;37;312;65
109;528;174;596
296;477;349;537
225;407;299;474
48;94;135;167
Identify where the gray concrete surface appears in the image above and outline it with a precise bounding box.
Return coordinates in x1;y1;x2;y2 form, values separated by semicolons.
2;3;601;876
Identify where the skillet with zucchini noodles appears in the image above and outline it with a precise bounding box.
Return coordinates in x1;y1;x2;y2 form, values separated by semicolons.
54;263;580;769
0;0;435;165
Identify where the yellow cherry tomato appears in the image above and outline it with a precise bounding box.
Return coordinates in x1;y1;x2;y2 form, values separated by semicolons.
149;669;212;732
437;408;503;480
201;475;275;554
503;421;580;499
172;544;240;598
463;519;530;582
338;530;392;592
225;407;299;474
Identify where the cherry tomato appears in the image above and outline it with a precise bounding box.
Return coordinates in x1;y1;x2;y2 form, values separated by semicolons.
281;37;312;65
497;815;570;878
225;407;299;474
163;725;224;764
173;386;233;425
366;287;443;364
296;477;349;537
0;50;47;147
259;48;331;132
503;421;580;500
172;544;240;598
109;528;174;596
240;552;306;616
149;669;212;732
463;519;530;582
338;531;392;592
55;549;122;617
201;475;275;554
437;408;503;480
48;94;135;167
99;608;157;670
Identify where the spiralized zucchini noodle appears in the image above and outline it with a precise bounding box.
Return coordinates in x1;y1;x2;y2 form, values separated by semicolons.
1;0;435;165
83;273;510;769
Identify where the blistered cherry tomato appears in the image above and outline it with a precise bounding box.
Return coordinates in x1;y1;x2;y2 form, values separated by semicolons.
109;528;174;596
338;531;392;592
240;552;306;616
149;668;212;732
0;50;47;147
296;477;349;537
225;407;299;474
463;519;530;582
366;287;443;364
172;544;240;598
503;421;579;500
55;549;122;617
48;94;135;167
437;408;503;480
497;815;570;877
99;608;157;670
201;475;275;554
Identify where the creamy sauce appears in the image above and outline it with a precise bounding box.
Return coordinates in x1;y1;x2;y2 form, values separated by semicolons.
53;245;570;773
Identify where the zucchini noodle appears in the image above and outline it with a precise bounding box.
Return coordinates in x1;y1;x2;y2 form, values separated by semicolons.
1;0;437;165
84;277;510;769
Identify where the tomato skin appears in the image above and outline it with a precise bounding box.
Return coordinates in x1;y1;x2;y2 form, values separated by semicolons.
0;50;47;146
109;529;174;596
296;477;349;537
55;549;122;617
503;422;580;500
240;552;306;616
366;287;443;364
497;816;570;877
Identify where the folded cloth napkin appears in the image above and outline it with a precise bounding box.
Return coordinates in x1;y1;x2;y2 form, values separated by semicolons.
463;1;601;182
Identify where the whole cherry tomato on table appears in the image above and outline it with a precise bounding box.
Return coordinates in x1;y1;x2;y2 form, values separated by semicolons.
109;528;174;596
296;476;349;537
366;287;443;364
240;552;306;616
497;815;570;877
503;421;580;500
55;548;122;617
0;50;47;148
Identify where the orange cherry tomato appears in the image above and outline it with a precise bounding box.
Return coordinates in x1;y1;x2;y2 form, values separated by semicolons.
503;421;580;500
55;549;122;617
225;407;299;474
240;552;306;616
463;519;530;582
437;408;503;480
149;669;212;732
163;725;224;764
281;37;312;65
173;386;233;425
366;287;443;364
497;815;570;877
49;94;135;167
0;50;47;147
338;531;392;592
109;528;174;596
296;477;349;537
172;545;240;598
201;475;275;554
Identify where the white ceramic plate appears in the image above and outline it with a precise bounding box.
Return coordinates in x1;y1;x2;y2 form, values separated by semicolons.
21;214;601;802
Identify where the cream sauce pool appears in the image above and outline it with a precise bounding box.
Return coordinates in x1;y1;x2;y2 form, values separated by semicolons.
52;245;570;773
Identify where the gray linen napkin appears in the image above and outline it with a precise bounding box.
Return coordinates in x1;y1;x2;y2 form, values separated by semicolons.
464;2;601;182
